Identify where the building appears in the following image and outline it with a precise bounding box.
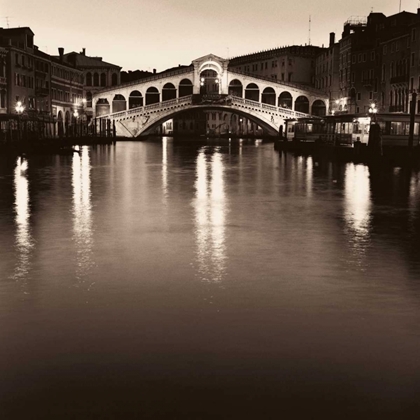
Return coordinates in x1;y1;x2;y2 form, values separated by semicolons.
315;33;340;113
60;49;122;120
228;45;325;86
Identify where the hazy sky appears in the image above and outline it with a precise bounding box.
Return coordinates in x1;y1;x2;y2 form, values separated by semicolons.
1;0;418;71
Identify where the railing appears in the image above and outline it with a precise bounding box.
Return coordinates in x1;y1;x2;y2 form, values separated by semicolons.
101;95;193;119
230;96;313;119
101;94;314;122
96;66;195;94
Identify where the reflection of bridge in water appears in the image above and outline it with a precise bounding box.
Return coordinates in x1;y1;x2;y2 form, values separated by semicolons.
93;54;329;138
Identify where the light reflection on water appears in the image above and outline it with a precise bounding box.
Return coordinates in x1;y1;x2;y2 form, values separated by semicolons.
11;157;33;282
194;147;227;282
72;146;94;281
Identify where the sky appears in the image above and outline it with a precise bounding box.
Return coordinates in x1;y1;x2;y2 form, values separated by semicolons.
1;0;419;72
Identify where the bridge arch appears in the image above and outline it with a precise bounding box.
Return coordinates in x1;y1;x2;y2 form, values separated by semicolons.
278;91;292;108
129;90;143;109
146;87;160;105
311;99;326;116
245;83;259;102
198;60;223;76
229;79;243;97
113;94;126;113
162;83;176;101
96;98;110;116
295;95;309;113
262;87;276;105
179;79;193;97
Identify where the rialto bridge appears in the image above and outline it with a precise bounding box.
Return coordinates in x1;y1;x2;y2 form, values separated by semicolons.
92;54;329;137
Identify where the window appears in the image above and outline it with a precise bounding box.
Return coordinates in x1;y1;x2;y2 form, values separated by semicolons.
363;53;367;62
411;52;416;67
357;92;361;100
383;45;387;55
352;54;356;64
371;51;375;61
412;28;416;42
358;54;362;62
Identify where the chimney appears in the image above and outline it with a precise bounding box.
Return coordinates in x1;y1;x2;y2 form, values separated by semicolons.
153;68;156;74
58;47;64;61
329;32;335;48
82;48;86;55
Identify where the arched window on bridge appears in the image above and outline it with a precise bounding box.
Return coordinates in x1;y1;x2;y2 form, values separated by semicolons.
262;87;276;105
100;72;106;87
96;98;110;116
278;91;292;108
229;79;243;98
294;96;309;114
179;79;193;97
93;72;99;87
311;100;326;116
245;83;259;102
162;83;176;101
86;72;92;86
146;87;160;105
112;73;118;86
129;91;143;109
86;91;92;108
112;94;127;113
199;69;219;95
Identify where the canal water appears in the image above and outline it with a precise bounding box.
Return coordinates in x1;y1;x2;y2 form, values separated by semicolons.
1;139;420;419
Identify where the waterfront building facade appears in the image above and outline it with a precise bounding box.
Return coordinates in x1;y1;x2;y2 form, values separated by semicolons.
60;49;121;120
228;45;324;86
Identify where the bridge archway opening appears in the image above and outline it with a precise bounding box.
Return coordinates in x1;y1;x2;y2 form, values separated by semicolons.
200;69;219;95
312;99;326;116
140;106;278;137
229;79;243;98
113;94;127;113
129;90;143;109
245;83;259;102
262;87;276;105
146;87;160;105
162;83;177;101
278;91;292;108
179;79;193;97
295;95;309;113
96;98;110;116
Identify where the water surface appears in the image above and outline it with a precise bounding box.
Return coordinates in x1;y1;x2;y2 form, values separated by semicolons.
1;139;420;419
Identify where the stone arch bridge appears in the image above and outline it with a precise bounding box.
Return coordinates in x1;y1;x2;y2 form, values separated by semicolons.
92;54;329;137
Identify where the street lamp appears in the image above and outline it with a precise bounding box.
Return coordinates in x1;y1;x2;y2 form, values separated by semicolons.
15;101;25;142
368;103;377;122
15;101;25;114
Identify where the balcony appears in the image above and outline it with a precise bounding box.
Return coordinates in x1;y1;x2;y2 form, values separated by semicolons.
0;76;6;86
